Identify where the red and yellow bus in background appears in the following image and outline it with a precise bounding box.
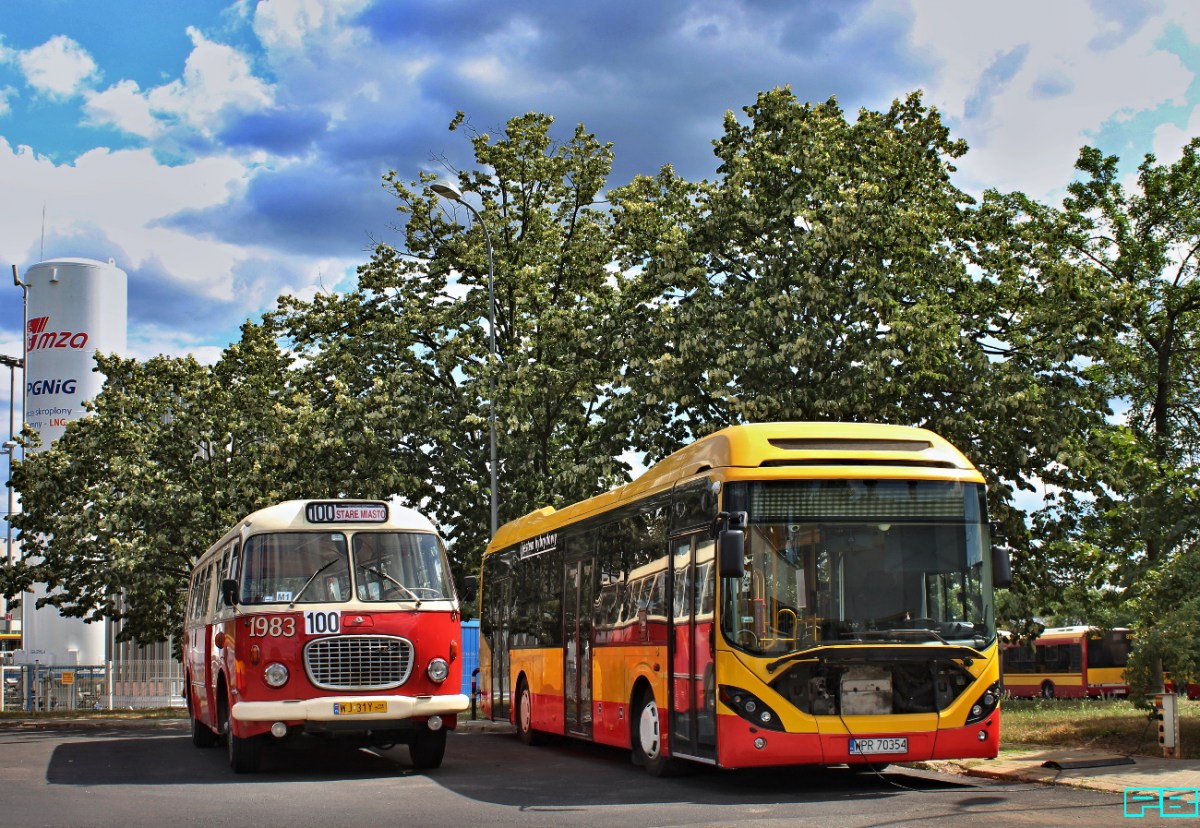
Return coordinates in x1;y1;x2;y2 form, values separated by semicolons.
184;499;468;773
1000;627;1131;699
477;422;1012;774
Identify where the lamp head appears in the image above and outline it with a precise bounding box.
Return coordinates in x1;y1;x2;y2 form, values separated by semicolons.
431;179;465;202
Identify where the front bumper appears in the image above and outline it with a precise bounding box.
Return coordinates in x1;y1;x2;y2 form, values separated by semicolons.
233;693;469;724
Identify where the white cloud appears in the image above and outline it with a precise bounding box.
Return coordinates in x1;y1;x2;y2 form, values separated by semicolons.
252;0;373;54
83;80;162;138
82;27;274;141
0;138;250;299
0;86;15;118
17;35;98;99
145;27;273;137
903;0;1194;200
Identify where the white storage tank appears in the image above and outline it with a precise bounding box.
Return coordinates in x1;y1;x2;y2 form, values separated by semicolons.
23;257;128;447
16;257;127;667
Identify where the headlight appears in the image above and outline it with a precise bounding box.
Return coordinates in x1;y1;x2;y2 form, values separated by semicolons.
966;682;1001;724
264;662;289;688
427;658;449;683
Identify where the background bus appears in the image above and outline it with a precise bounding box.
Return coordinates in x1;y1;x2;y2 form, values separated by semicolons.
477;422;1011;774
1000;627;1131;699
184;499;468;773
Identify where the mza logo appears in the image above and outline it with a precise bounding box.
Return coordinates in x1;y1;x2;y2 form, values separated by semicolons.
1124;787;1199;818
27;316;89;351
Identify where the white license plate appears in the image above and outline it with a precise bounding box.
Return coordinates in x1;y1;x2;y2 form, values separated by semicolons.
849;737;908;755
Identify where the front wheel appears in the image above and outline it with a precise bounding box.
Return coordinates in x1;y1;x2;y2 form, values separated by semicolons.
632;690;683;777
516;679;546;746
409;727;447;770
224;699;261;773
1040;681;1055;700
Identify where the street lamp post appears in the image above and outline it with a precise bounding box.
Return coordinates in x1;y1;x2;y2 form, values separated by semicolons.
431;179;499;537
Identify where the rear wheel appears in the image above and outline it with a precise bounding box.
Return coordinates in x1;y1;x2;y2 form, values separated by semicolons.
224;697;261;774
1040;681;1055;700
409;727;447;770
187;683;218;748
191;715;218;748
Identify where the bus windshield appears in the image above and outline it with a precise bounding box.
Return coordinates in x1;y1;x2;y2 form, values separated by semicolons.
722;479;995;655
238;531;454;605
353;532;454;602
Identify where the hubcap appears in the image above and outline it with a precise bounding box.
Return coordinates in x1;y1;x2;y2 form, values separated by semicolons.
638;699;661;760
521;689;532;732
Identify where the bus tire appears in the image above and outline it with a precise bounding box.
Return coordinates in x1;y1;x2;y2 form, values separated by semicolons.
516;678;546;746
632;689;683;777
192;715;218;748
186;682;218;748
409;727;447;770
224;699;261;773
1040;681;1055;700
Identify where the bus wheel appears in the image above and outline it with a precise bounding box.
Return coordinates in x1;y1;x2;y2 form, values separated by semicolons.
632;690;682;777
224;702;261;773
1041;682;1055;700
186;682;217;748
409;727;447;770
192;715;218;748
516;679;546;746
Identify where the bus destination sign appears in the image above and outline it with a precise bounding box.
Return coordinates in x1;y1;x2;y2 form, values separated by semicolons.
305;501;389;524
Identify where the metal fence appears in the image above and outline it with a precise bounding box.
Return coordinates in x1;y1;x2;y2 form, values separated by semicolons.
0;659;185;712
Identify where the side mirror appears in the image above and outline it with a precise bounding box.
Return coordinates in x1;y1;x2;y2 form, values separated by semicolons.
992;545;1013;590
221;578;240;607
719;529;745;578
461;575;478;602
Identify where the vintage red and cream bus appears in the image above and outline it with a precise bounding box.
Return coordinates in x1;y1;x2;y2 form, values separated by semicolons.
477;422;1011;774
184;499;468;773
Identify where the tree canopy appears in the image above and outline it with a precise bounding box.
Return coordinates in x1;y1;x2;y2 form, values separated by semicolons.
3;89;1198;676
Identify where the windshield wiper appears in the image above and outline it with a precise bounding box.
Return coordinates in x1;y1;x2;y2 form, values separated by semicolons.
289;558;341;608
358;564;423;607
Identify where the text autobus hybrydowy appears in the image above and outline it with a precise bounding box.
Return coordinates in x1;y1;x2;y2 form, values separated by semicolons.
476;422;1011;775
184;499;468;773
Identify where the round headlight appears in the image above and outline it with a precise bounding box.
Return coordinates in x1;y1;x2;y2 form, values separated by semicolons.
427;658;449;683
264;662;289;688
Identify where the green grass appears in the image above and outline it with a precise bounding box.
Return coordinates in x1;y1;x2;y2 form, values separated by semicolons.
0;707;187;720
1001;697;1199;756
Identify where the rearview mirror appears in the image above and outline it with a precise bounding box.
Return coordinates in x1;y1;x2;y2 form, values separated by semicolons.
992;545;1013;590
719;529;745;578
221;578;240;607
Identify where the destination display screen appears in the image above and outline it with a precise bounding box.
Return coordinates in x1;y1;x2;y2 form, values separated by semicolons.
305;501;388;524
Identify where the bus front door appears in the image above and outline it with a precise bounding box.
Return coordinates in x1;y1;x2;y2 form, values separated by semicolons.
564;558;594;737
669;535;717;763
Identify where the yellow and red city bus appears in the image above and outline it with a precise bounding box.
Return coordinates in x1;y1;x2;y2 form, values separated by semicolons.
1000;627;1131;699
184;499;468;773
476;422;1010;774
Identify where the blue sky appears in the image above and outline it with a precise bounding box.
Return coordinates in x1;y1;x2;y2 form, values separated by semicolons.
1;0;1198;404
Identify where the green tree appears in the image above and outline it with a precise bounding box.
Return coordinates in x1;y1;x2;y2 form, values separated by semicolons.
2;323;326;645
609;88;1107;551
1026;142;1200;691
273;112;639;580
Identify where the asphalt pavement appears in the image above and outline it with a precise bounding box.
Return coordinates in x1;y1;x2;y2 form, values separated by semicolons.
6;715;1199;808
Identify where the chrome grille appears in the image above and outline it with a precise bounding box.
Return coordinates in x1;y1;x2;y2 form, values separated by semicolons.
304;635;413;690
